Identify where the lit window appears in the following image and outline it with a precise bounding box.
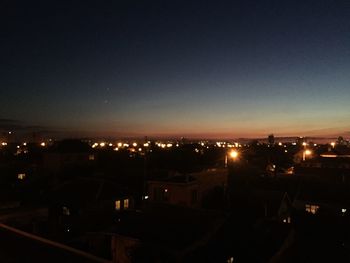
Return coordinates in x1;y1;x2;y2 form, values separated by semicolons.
62;206;70;216
305;204;319;214
124;199;129;209
115;200;121;210
17;173;26;180
283;217;291;224
89;154;95;160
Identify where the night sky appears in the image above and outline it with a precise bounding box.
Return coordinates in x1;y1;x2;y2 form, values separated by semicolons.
2;0;350;138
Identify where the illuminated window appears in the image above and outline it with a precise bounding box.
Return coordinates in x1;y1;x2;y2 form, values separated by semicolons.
88;154;95;161
342;208;347;216
283;217;291;224
62;206;70;216
305;204;319;214
17;173;26;180
123;199;129;209
115;200;121;210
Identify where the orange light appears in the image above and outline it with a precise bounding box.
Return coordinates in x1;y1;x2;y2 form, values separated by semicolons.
229;150;238;159
305;150;312;155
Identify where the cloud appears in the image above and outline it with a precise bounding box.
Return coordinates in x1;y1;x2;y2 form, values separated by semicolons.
0;118;59;135
0;119;23;130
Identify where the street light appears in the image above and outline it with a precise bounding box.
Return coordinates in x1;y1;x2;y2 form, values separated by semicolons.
225;150;239;167
229;150;238;159
303;149;312;161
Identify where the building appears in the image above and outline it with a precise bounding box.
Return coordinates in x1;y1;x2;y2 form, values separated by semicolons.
48;177;134;236
147;168;228;209
105;204;226;263
43;139;95;176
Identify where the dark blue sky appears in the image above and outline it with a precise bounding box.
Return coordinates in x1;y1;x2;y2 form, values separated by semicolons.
2;0;350;138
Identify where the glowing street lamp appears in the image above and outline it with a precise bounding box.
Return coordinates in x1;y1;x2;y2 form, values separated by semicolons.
331;142;336;148
225;150;239;167
229;150;238;159
303;149;312;161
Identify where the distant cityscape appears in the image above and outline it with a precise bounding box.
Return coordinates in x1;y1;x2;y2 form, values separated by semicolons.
0;132;349;262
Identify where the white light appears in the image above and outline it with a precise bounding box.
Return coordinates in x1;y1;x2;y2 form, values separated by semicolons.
144;195;149;200
342;208;347;213
278;142;283;146
143;143;149;147
17;173;26;180
167;143;172;148
109;143;113;147
132;142;137;147
23;142;27;146
114;147;119;151
40;142;46;147
100;142;105;147
117;142;123;147
2;142;8;146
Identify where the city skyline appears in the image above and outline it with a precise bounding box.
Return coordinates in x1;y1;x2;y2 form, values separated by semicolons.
2;0;350;138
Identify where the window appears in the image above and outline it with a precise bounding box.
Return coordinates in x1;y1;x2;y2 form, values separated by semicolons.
89;154;95;161
305;204;319;214
124;199;129;209
62;206;70;216
17;173;26;180
283;217;291;224
115;200;121;210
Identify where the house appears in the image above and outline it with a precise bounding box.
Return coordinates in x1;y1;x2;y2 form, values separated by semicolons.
293;182;350;217
43;140;95;177
48;177;134;236
147;168;228;209
295;148;350;183
147;175;199;208
105;204;226;263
